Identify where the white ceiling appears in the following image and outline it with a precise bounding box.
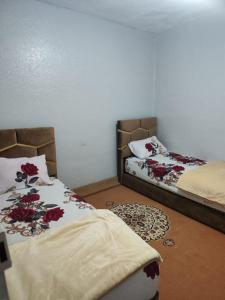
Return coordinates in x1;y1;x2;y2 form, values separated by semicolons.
37;0;224;33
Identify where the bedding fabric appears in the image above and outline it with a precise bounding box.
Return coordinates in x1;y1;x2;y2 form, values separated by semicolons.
5;209;161;300
176;161;225;210
0;178;93;245
125;153;225;213
1;179;160;299
0;155;52;194
125;152;205;193
128;136;168;159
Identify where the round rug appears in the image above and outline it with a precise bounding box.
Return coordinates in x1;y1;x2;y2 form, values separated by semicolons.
110;203;169;242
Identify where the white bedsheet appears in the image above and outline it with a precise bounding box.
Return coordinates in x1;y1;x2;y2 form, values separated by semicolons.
0;178;94;245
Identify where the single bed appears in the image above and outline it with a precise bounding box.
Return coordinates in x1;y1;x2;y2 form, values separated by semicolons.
0;127;160;300
117;117;225;234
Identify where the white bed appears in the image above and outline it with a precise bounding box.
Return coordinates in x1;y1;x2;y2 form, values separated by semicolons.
0;127;161;300
125;154;225;214
0;178;160;300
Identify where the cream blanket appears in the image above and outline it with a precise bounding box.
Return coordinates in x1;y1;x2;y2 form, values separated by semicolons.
177;161;225;208
6;209;161;300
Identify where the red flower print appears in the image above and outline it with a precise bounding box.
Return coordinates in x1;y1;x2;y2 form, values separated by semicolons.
169;152;206;166
21;163;39;176
144;262;159;279
147;159;158;166
43;207;64;223
145;143;153;152
170;152;179;158
21;193;40;203
172;165;185;172
152;166;168;177
179;158;188;164
170;153;188;163
72;194;87;203
9;207;35;222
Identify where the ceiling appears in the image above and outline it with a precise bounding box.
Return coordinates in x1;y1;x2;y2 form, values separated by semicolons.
37;0;224;33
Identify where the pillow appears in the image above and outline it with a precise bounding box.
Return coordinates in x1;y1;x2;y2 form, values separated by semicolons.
128;136;168;159
0;155;52;194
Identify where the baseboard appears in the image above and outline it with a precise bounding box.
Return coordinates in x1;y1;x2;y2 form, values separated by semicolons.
73;177;119;197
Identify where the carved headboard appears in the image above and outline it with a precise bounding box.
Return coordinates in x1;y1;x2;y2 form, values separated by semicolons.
117;117;157;182
0;127;57;177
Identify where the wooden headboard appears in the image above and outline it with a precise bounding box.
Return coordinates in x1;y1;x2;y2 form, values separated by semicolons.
0;127;57;177
117;117;157;182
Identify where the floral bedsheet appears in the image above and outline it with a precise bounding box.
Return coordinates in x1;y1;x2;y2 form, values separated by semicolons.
0;179;94;245
125;152;206;193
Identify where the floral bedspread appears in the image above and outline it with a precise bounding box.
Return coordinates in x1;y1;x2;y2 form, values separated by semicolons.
125;152;206;192
0;179;94;245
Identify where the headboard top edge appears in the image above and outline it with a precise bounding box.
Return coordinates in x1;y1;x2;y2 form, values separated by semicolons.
117;117;157;133
117;116;156;123
0;127;57;177
0;126;54;131
117;117;157;160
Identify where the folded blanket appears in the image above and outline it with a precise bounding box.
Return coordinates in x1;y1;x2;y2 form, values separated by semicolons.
177;161;225;208
6;209;161;300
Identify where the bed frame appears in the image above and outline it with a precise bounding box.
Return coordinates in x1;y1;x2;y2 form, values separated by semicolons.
0;127;57;177
0;127;160;300
117;117;225;234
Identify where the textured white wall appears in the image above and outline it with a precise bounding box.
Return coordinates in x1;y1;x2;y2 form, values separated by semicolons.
156;16;225;160
0;0;156;187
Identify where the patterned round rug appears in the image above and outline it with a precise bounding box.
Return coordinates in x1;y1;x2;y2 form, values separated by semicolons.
110;203;170;242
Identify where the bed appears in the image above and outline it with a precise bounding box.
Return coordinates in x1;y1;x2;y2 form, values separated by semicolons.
0;127;160;300
117;117;225;234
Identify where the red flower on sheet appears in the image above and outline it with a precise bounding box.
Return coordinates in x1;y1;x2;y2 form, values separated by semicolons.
170;153;188;163
9;207;35;222
43;207;64;223
170;152;179;158
72;194;87;203
147;159;158;166
169;152;206;165
179;158;189;164
152;166;169;178
21;193;40;203
21;163;39;176
2;188;66;237
172;165;185;172
144;262;159;279
145;143;153;152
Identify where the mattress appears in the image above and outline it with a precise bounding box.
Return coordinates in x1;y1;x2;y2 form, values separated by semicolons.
125;153;225;213
0;179;159;300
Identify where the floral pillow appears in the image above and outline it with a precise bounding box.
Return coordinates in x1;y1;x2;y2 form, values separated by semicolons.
128;136;168;159
0;155;52;194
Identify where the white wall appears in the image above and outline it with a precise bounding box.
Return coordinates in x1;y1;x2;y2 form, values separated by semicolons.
156;16;225;160
0;0;156;187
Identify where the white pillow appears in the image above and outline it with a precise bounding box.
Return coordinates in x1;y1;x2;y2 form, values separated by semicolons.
0;155;52;194
128;136;168;159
